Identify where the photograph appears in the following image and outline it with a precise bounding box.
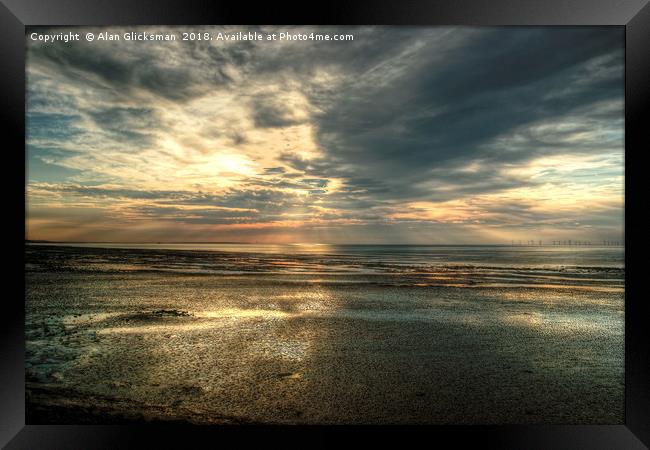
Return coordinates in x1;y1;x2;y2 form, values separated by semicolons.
25;25;626;425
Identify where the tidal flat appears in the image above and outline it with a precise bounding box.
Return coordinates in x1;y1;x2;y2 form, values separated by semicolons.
25;244;624;424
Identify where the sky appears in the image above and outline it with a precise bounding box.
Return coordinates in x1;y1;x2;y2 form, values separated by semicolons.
26;26;624;244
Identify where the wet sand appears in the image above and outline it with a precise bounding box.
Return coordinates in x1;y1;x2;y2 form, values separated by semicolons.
25;245;624;424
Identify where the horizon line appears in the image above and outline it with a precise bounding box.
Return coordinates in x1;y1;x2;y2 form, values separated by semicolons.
25;239;624;247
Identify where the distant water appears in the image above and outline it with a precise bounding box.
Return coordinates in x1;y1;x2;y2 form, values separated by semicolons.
26;242;624;274
25;243;624;424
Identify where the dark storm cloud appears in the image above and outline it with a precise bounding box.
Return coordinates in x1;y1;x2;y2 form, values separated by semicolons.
249;95;306;128
87;107;158;144
287;27;624;203
31;46;190;101
251;26;435;79
27;29;243;102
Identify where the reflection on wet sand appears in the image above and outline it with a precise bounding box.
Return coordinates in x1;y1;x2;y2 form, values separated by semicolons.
26;245;624;424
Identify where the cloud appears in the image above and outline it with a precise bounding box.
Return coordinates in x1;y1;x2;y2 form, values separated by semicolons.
298;28;623;201
28;28;243;102
249;94;309;128
26;26;624;243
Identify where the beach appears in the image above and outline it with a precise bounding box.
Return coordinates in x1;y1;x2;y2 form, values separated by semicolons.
25;243;625;424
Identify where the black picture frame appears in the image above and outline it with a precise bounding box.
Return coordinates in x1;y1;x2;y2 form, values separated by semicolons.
2;0;648;448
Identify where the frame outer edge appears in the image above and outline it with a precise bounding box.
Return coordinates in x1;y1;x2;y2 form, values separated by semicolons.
0;0;648;448
0;0;649;25
0;0;26;447
626;0;650;447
